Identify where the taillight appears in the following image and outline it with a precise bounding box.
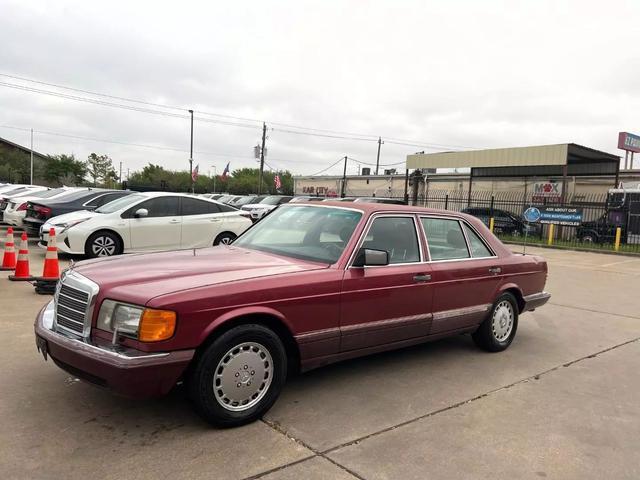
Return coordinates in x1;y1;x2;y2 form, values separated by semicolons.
17;203;27;211
35;205;52;217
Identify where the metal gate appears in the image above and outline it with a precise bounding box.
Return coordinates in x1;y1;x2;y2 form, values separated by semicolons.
627;201;640;245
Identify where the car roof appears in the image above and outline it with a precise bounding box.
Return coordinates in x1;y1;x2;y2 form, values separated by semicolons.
287;201;475;217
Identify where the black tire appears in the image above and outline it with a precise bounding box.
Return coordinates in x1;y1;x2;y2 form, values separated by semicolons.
85;231;123;258
188;324;287;427
472;292;519;352
213;232;237;246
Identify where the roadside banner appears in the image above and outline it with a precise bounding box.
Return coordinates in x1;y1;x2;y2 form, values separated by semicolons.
538;207;583;226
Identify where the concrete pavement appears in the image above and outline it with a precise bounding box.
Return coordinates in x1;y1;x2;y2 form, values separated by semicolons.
0;235;638;479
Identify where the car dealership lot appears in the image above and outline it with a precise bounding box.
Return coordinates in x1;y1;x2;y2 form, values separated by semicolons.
0;237;639;479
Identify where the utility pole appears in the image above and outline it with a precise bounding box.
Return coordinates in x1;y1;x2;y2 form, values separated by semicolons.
30;129;34;184
119;161;122;185
189;109;194;193
258;122;267;195
341;156;348;198
375;137;383;175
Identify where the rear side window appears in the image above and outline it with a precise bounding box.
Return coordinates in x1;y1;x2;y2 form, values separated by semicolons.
182;197;220;215
421;218;470;261
463;223;494;258
90;192;129;207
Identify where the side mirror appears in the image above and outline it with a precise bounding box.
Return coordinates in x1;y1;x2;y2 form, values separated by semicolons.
134;208;148;218
352;248;389;267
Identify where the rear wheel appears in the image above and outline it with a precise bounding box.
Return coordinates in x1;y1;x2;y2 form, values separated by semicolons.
472;292;518;352
213;232;237;246
85;231;122;258
188;324;287;427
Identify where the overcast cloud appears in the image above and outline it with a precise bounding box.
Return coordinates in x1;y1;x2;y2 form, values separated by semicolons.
1;0;638;177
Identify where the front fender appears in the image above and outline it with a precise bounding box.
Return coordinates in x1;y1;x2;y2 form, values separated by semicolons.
197;305;292;345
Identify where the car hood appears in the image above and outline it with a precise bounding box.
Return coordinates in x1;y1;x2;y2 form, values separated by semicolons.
242;203;276;210
71;246;329;305
44;210;101;226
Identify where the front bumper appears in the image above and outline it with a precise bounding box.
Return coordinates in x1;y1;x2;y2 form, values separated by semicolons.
522;291;551;312
34;301;195;398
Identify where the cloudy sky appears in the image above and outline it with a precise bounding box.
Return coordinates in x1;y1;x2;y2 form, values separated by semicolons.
1;0;638;177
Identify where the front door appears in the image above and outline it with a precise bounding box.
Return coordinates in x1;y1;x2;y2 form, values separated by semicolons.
421;217;501;334
125;196;182;251
340;215;433;351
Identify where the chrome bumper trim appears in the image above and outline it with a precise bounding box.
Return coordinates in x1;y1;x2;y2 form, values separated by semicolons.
522;291;551;311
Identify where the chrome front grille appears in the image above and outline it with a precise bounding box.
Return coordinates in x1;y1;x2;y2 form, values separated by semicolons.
54;271;99;338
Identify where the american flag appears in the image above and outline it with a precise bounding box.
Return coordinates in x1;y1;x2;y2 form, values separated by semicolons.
274;174;282;190
191;164;199;182
222;162;230;179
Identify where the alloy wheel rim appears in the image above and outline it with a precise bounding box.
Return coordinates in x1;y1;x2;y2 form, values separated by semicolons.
92;236;116;256
491;300;514;342
220;236;234;245
213;342;273;412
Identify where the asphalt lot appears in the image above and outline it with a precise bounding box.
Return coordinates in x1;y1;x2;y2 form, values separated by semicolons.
0;232;639;479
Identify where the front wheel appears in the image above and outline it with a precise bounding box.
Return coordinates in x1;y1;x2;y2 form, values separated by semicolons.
85;231;123;258
213;232;237;246
188;324;287;427
472;292;518;352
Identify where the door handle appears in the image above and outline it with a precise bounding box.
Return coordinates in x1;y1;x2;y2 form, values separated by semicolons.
209;218;221;222
169;219;180;224
489;266;502;274
413;274;431;283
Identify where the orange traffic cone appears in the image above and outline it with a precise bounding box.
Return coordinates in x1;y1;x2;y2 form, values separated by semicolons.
38;228;60;281
9;232;34;281
0;227;17;271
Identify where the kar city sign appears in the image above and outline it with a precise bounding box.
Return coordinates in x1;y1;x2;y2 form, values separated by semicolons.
618;132;640;153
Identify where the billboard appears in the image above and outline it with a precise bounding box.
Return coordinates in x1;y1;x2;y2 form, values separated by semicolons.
538;207;583;226
618;132;640;153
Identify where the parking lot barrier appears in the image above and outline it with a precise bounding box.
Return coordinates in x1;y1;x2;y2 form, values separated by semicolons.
0;227;17;271
8;232;34;281
614;227;622;252
489;217;495;232
547;224;555;246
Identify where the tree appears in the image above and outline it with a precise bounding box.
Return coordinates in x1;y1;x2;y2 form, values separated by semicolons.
86;153;116;187
43;154;87;186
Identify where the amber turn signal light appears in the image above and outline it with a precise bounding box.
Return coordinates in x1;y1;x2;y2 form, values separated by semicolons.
138;309;176;342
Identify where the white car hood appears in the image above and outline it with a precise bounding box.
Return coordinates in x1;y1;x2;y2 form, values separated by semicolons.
44;210;101;227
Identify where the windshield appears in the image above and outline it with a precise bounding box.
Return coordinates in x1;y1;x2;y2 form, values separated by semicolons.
234;205;363;264
95;194;145;213
260;196;287;205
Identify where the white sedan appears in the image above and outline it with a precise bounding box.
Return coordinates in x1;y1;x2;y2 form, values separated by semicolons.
2;187;79;228
40;192;253;257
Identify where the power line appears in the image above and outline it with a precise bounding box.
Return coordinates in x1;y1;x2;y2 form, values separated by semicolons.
0;72;476;149
308;157;346;176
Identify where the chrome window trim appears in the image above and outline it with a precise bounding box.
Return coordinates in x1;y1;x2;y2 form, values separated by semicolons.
346;212;425;269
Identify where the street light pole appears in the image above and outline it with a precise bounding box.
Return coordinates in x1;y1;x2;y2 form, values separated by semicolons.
189;109;194;193
30;128;34;185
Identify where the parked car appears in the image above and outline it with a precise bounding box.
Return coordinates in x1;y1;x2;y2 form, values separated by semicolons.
200;194;225;201
353;197;406;205
0;185;48;205
39;192;253;257
22;188;133;235
35;202;550;427
241;195;293;221
290;196;326;203
2;188;79;227
217;195;241;205
461;207;539;236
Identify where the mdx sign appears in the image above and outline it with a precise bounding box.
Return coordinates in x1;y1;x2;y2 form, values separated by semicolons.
618;132;640;153
532;181;562;202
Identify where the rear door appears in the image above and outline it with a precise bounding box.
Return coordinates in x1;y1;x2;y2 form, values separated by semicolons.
179;197;224;248
340;214;433;351
420;216;501;334
124;196;181;251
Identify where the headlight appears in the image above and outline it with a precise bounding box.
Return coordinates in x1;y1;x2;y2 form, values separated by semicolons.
97;299;176;342
54;218;91;233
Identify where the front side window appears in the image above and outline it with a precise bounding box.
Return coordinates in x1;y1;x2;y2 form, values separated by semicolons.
126;197;179;217
182;197;220;215
361;216;420;264
463;223;494;258
422;217;470;261
234;205;362;264
98;194;145;214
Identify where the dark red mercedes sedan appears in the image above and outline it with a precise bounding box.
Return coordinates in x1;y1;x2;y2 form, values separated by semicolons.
35;202;550;427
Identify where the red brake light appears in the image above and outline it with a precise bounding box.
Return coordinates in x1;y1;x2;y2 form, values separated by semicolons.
35;205;52;216
17;203;27;211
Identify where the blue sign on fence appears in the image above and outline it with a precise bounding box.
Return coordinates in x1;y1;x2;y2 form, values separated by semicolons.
538;207;583;226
